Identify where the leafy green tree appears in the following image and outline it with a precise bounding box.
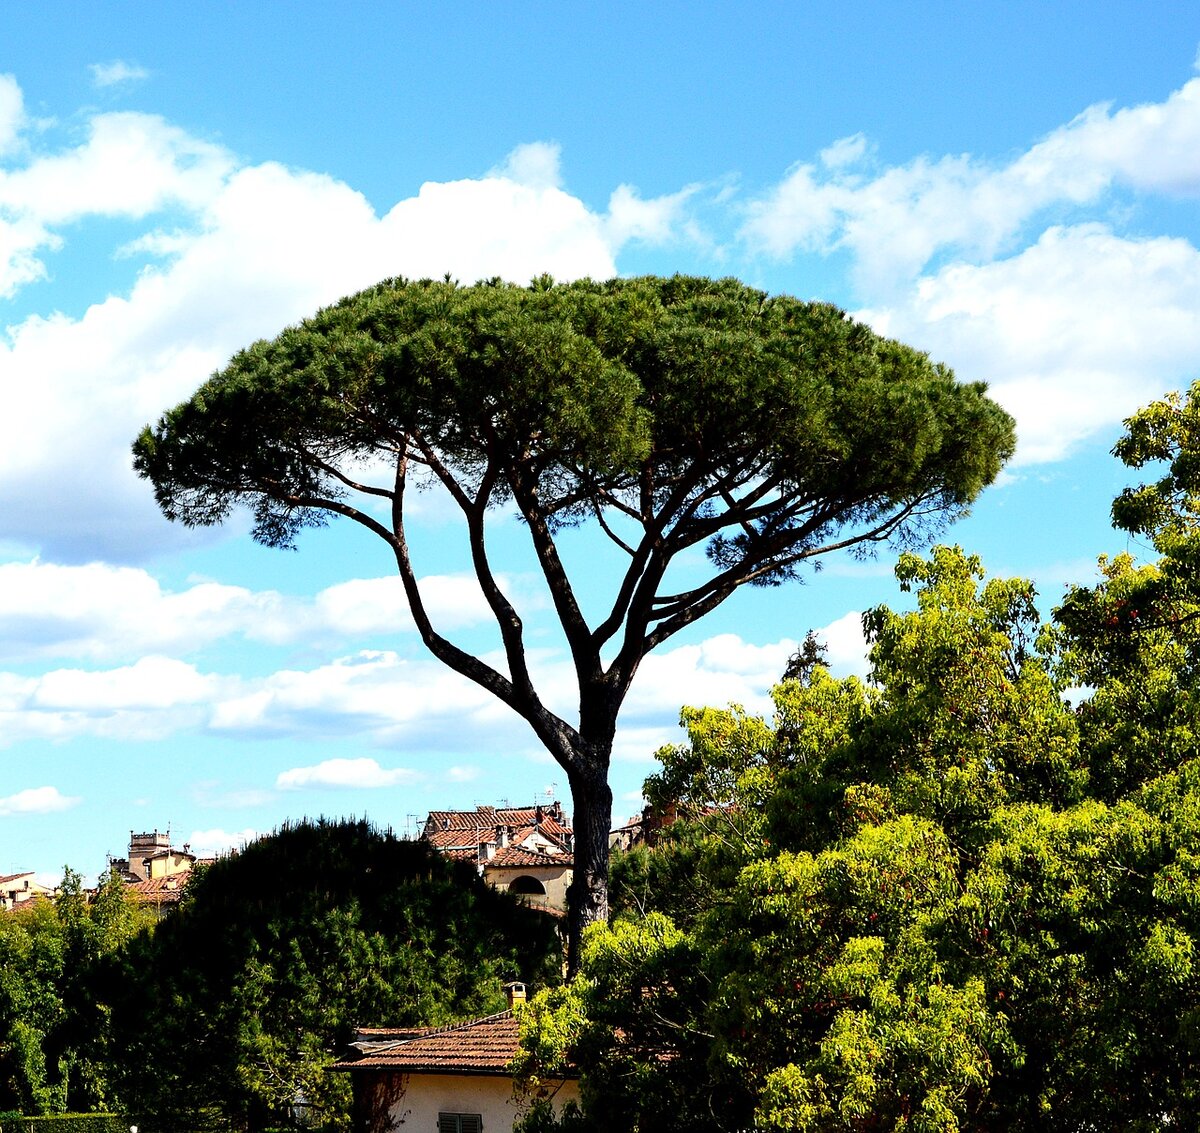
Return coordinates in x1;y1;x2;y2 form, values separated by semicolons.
0;869;153;1116
0;897;65;1113
518;541;1200;1130
133;274;1014;968
109;818;560;1132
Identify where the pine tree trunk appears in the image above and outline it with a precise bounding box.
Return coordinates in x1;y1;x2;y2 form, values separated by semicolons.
565;764;612;978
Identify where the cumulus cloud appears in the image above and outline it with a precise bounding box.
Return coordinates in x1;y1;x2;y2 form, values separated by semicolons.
0;85;690;562
0;560;516;663
1;112;233;229
605;182;698;247
276;757;419;790
743;76;1200;293
31;656;211;711
817;610;871;677
208;650;507;742
858;224;1200;463
736;73;1200;466
622;634;798;721
0;630;821;756
0;658;219;745
90;61;149;88
186;826;257;855
0;785;81;816
489;141;564;190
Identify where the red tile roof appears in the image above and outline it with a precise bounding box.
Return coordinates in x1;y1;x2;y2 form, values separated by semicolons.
423;804;571;837
510;826;570;853
0;872;34;886
537;816;573;840
125;873;189;904
485;847;573;869
441;847;479;863
338;1012;531;1076
424;828;478;851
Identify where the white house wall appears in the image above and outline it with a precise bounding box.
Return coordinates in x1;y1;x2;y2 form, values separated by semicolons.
380;1071;579;1132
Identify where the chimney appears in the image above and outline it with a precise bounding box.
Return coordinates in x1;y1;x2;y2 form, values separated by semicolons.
504;981;527;1009
478;840;496;863
496;824;508;848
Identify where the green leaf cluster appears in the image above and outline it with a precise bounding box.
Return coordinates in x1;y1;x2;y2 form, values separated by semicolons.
521;512;1200;1129
134;275;1011;559
0;871;154;1115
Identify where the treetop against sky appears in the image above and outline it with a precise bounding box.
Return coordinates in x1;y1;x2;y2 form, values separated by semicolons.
1;4;1199;880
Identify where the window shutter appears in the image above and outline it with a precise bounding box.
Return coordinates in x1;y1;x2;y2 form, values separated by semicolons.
437;1115;482;1133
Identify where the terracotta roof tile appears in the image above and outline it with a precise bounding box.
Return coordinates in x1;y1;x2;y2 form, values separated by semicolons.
338;1012;528;1076
509;826;570;854
485;847;573;869
125;873;190;903
424;829;478;851
0;872;34;886
441;847;479;863
423;804;573;837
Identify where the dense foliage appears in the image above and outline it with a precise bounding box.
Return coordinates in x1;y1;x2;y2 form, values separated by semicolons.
515;380;1200;1130
134;274;1014;967
106;819;561;1132
1;820;561;1131
0;872;154;1115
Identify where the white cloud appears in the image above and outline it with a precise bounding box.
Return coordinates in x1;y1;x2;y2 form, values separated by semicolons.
0;658;218;745
276;756;419;790
0;88;675;561
0;112;234;227
623;633;798;720
604;183;697;247
90;61;150;88
489;141;564;190
858;225;1200;464
208;650;506;741
820;133;869;170
186;826;257;855
817;610;870;678
0;560;520;663
743;76;1200;293
0;785;81;816
0;629;819;757
31;656;211;710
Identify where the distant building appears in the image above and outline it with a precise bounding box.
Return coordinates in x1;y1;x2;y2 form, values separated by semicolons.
109;829;212;913
110;829;193;882
421;803;573;913
609;810;647;851
0;871;53;912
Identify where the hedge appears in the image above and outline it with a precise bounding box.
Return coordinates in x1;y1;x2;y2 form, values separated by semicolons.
0;1117;132;1133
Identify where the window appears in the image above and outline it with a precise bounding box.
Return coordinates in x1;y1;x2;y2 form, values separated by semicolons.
438;1114;482;1133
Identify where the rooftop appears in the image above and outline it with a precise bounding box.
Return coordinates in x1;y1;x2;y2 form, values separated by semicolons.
423;802;570;836
485;846;573;869
339;1011;531;1076
125;873;190;904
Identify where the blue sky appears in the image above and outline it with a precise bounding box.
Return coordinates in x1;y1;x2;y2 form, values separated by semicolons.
3;4;1200;881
